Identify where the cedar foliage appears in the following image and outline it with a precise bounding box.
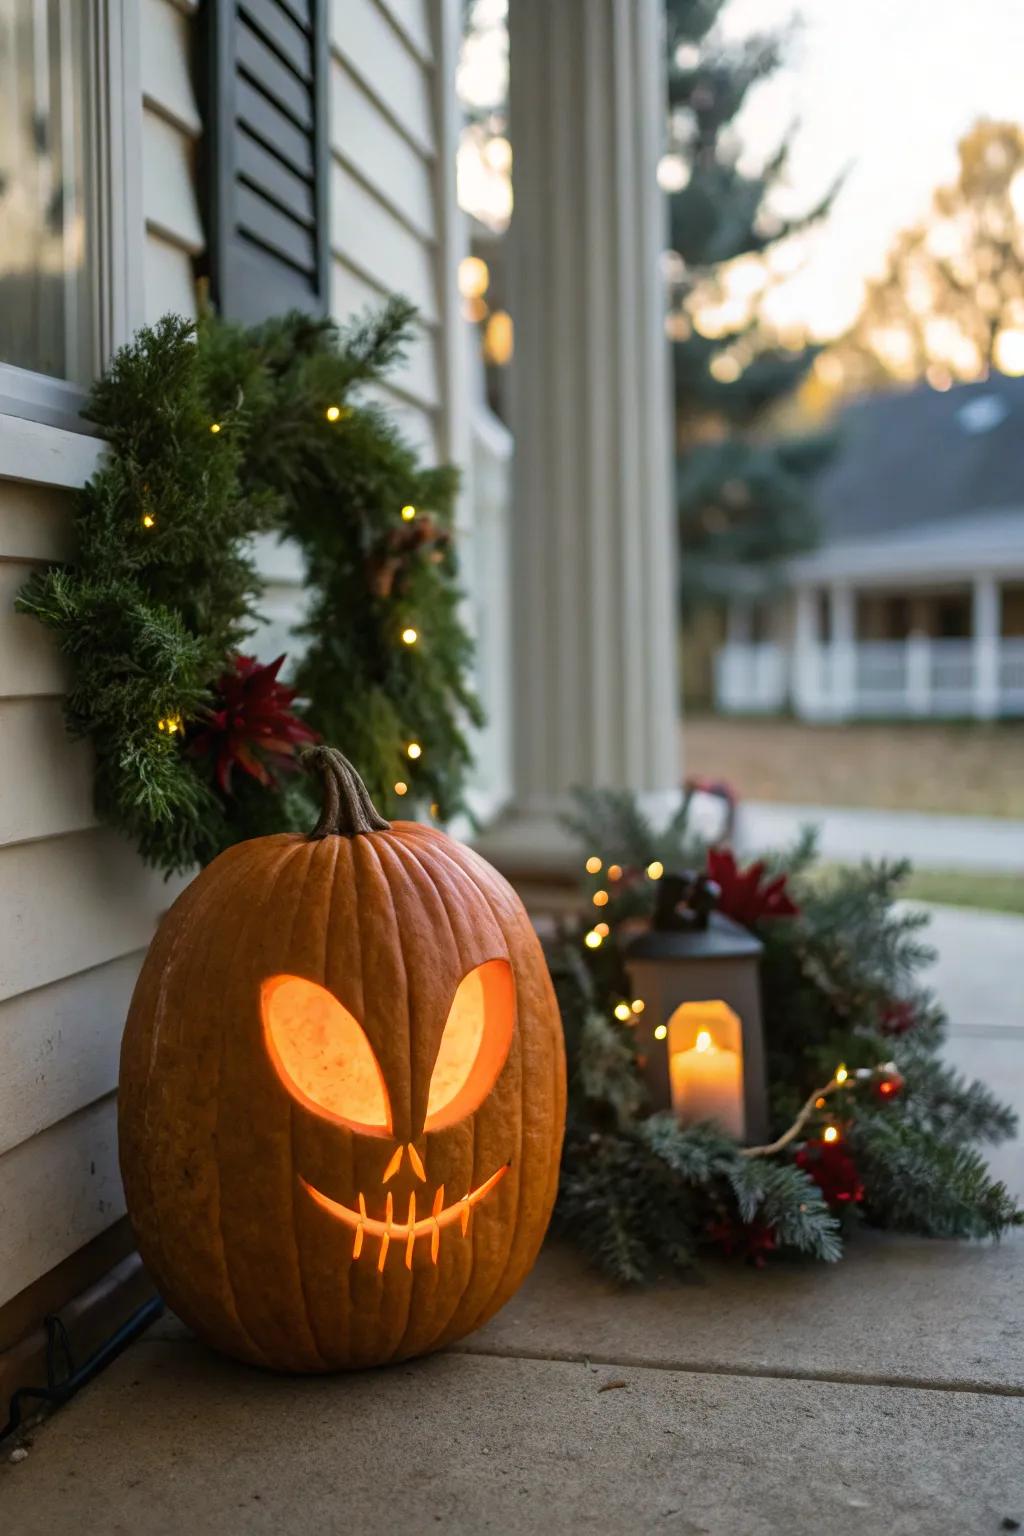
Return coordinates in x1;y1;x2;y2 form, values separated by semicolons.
18;303;481;872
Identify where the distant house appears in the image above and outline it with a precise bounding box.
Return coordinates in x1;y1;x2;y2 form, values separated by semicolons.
715;376;1024;719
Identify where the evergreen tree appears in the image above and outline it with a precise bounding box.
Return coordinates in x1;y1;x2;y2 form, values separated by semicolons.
663;1;837;603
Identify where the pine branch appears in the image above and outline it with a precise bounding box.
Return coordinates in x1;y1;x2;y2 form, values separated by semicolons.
850;1115;1023;1239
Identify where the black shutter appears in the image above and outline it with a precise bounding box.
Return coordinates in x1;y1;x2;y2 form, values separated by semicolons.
202;0;329;323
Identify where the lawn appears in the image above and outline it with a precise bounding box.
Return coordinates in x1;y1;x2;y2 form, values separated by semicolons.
685;716;1024;820
898;868;1024;916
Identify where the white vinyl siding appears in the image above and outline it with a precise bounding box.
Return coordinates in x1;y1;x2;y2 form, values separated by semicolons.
329;0;453;460
0;0;204;1315
0;483;192;1309
141;0;202;322
0;0;487;1314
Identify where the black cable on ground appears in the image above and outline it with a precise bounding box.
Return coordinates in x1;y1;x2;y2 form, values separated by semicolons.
1;1296;164;1445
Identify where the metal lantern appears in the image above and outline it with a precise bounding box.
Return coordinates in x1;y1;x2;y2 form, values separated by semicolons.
625;872;769;1144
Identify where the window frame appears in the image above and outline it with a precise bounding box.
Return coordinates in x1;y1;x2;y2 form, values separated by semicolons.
0;0;145;443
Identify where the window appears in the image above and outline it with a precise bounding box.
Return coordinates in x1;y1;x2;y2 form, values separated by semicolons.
0;0;95;384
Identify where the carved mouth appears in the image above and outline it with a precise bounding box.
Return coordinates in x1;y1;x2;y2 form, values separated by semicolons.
300;1163;510;1271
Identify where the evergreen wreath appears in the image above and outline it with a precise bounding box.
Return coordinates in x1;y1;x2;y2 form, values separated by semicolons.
17;302;481;874
552;791;1022;1280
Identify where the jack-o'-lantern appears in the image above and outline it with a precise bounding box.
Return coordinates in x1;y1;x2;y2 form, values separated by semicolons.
119;748;566;1371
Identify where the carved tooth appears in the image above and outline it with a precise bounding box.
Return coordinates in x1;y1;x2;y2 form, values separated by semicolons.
353;1224;364;1260
432;1184;445;1217
385;1191;393;1226
460;1199;470;1236
377;1231;390;1272
431;1222;440;1264
405;1192;416;1269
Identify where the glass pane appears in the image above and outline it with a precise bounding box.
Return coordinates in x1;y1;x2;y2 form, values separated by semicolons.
0;0;93;383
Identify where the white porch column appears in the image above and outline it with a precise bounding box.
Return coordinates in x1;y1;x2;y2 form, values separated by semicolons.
972;575;1001;720
504;0;678;815
829;583;857;719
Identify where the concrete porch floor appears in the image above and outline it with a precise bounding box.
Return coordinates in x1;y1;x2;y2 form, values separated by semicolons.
3;905;1022;1535
1;1234;1022;1535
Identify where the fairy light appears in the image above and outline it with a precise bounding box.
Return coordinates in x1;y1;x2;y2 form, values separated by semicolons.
607;864;623;881
157;715;183;735
394;781;408;796
584;930;603;949
401;504;417;522
823;1125;839;1144
613;1003;632;1022
654;1024;668;1041
594;922;610;937
646;860;664;880
406;742;422;759
326;405;341;422
141;513;156;529
210;422;221;434
592;889;609;907
814;1097;827;1109
631;999;645;1014
429;802;440;818
585;856;602;875
835;1064;849;1085
401;627;418;646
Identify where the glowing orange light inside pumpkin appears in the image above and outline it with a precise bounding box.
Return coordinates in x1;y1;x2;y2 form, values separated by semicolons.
424;959;515;1129
262;962;515;1264
262;975;392;1134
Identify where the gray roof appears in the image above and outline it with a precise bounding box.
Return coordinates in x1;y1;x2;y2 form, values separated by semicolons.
816;374;1024;542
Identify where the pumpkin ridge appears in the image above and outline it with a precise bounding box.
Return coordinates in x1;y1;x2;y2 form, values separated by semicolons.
213;838;318;1367
285;837;339;1368
388;832;519;1356
361;835;427;1360
378;834;482;1360
351;832;414;1360
125;837;281;1361
396;830;562;1339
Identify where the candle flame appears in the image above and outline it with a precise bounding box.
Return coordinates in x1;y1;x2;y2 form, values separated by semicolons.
695;1030;713;1053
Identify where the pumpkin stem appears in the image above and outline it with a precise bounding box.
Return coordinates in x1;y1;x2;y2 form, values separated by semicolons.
302;746;392;838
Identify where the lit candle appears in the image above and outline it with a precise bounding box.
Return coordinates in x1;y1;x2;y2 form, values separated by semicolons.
669;1028;744;1138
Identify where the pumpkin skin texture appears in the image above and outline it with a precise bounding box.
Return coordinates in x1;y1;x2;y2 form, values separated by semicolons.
119;754;566;1372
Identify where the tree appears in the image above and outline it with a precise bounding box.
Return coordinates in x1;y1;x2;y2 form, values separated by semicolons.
825;121;1024;399
663;1;837;601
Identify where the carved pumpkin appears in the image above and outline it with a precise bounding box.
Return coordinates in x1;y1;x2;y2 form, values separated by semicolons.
119;748;566;1371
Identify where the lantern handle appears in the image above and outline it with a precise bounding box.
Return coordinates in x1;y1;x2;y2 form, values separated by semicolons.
302;746;392;838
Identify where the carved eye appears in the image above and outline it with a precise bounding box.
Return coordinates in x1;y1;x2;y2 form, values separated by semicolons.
425;959;515;1131
262;975;392;1136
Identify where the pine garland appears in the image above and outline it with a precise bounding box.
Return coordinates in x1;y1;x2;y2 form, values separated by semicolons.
17;303;481;872
554;791;1022;1280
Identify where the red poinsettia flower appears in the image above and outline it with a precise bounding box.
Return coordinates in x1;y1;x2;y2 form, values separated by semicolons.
705;1214;777;1268
706;847;800;928
190;653;319;794
796;1139;864;1207
879;1000;917;1037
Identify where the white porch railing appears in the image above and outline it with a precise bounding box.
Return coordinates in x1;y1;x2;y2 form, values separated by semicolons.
714;642;788;714
714;639;1024;719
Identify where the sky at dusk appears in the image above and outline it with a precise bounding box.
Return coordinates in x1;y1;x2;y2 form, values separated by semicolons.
458;1;1024;340
724;0;1024;337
